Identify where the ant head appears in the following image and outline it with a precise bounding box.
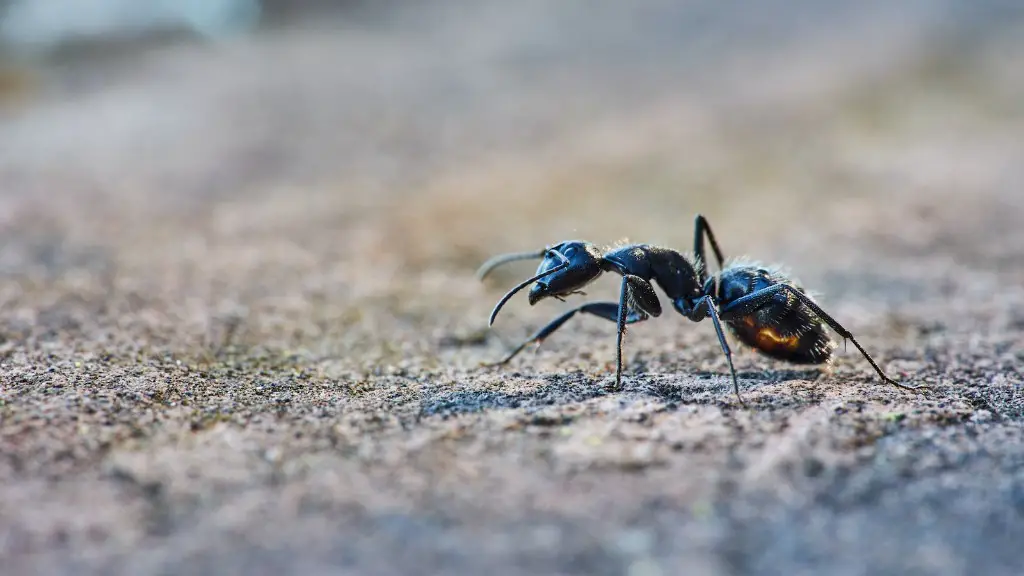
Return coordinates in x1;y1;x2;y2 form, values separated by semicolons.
481;240;605;327
528;241;604;305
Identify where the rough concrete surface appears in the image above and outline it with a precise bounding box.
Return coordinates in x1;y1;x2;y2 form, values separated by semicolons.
2;1;1024;574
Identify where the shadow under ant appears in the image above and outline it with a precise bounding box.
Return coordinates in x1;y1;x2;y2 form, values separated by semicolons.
416;366;832;421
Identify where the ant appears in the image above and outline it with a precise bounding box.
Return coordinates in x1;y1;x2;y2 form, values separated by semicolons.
475;214;925;406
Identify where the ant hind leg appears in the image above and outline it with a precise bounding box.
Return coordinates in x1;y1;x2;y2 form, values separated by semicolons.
693;214;727;283
718;284;927;391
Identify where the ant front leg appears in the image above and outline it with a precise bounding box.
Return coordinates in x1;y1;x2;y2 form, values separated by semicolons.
482;302;649;367
718;284;927;391
613;275;662;390
686;295;744;406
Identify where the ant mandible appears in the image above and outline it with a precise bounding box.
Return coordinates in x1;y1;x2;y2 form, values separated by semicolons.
475;214;926;406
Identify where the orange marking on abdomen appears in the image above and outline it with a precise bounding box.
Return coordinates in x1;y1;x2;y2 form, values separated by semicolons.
742;316;802;352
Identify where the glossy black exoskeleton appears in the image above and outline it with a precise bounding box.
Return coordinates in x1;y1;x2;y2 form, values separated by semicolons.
476;214;925;406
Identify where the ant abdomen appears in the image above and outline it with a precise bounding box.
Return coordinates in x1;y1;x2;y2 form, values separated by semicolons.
716;266;836;365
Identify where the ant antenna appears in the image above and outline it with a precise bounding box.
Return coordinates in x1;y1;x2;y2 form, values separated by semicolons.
476;248;549;281
487;250;568;326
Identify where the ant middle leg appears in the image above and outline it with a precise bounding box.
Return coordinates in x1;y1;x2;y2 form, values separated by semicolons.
482;302;649;367
718;284;926;391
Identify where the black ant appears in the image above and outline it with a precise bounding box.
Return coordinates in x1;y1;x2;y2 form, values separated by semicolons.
476;214;925;406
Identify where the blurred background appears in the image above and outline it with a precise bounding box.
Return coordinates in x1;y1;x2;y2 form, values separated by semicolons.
2;1;1024;574
2;0;1022;369
2;0;1021;359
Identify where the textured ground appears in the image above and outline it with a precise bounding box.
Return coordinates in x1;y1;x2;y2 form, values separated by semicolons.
2;1;1024;574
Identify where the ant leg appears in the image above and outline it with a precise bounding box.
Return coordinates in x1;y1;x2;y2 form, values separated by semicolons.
689;295;745;407
614;275;662;389
483;302;648;367
615;276;629;389
693;214;727;283
719;284;926;391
